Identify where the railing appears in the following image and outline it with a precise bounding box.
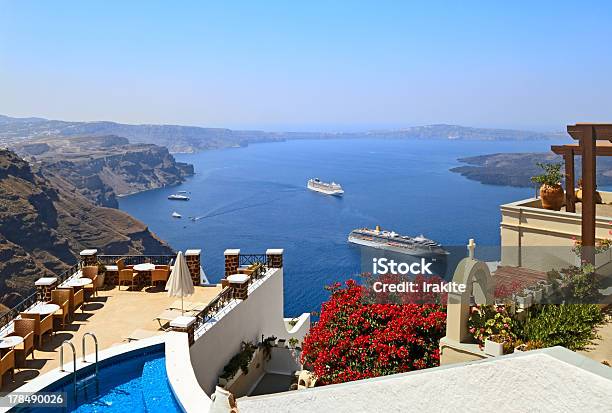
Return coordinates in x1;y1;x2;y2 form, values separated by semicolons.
239;254;267;267
0;292;37;331
97;255;175;266
192;260;270;336
193;286;233;330
0;262;81;331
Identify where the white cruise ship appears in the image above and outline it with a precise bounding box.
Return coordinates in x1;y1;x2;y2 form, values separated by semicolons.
348;225;448;257
307;178;344;196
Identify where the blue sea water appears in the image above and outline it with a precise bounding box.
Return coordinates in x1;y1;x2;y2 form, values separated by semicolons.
118;138;558;316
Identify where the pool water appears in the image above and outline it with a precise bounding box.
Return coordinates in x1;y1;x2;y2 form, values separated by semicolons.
13;347;182;413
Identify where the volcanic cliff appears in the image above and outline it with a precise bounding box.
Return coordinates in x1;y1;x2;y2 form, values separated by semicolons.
0;149;173;305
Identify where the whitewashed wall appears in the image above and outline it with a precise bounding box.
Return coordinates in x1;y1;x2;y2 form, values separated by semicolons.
189;268;311;394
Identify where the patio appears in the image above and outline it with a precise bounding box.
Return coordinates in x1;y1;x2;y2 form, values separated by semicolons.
2;283;222;391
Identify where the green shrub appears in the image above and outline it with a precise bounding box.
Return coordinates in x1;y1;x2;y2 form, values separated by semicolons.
519;304;604;351
220;341;257;380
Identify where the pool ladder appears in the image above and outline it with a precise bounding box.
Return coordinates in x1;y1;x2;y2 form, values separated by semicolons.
59;332;99;394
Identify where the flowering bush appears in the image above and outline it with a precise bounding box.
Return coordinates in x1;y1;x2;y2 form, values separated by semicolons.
467;305;517;353
300;279;446;385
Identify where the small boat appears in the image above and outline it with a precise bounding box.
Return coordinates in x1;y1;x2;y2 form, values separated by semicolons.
168;194;190;201
172;211;182;218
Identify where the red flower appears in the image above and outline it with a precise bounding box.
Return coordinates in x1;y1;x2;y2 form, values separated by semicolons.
301;279;446;385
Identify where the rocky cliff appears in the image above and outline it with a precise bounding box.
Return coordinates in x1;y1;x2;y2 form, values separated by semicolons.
0;149;173;304
12;135;194;207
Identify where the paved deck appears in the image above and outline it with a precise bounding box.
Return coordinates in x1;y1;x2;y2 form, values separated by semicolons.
3;284;222;391
249;373;293;397
579;307;612;365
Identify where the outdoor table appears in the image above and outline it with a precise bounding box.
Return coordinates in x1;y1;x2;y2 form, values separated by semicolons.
0;336;23;350
63;278;92;288
0;336;24;356
134;263;156;285
24;303;60;315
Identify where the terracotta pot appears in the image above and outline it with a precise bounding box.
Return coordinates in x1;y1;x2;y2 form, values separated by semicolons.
540;184;564;210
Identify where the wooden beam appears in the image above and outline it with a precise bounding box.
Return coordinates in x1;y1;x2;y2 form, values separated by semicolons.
551;144;612;156
568;124;612;141
564;148;576;213
580;125;596;264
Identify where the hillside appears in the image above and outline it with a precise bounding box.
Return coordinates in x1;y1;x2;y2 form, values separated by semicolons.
11;135;194;207
451;152;612;187
0;115;562;154
0;149;173;305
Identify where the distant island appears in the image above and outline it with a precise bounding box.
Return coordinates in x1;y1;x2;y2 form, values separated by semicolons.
451;152;612;187
0;114;564;154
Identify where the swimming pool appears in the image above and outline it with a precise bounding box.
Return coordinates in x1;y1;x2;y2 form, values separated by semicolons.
11;344;182;412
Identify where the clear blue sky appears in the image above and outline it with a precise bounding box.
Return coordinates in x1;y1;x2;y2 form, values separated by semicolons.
1;1;611;132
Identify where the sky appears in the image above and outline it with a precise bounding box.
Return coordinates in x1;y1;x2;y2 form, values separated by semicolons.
1;1;612;132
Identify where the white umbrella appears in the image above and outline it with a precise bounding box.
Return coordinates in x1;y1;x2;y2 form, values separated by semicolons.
165;251;195;314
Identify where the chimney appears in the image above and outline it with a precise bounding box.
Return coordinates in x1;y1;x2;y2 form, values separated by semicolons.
266;249;284;268
224;249;240;277
185;249;202;285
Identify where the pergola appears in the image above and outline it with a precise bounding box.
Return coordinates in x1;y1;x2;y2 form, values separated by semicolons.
553;123;612;262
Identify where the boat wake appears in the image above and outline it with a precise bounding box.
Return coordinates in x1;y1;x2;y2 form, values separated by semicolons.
189;187;300;222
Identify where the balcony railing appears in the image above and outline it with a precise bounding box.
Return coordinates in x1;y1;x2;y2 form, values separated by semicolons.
239;254;267;267
97;255;176;266
0;262;81;331
193;259;269;336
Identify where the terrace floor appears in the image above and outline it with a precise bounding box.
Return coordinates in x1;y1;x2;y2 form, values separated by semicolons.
3;283;222;391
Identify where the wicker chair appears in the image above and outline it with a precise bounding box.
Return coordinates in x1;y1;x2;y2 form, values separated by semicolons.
151;268;170;287
0;349;15;385
20;312;53;348
59;287;84;317
9;319;35;366
118;269;138;290
51;289;70;328
82;266;99;298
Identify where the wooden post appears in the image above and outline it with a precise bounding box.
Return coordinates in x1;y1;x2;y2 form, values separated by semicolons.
564;148;576;213
581;125;596;264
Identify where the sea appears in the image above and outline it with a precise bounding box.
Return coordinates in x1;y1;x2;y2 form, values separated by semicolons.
118;138;557;316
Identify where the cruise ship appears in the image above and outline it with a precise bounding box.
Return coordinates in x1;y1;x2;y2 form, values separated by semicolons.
307;178;344;196
168;193;190;201
348;225;448;257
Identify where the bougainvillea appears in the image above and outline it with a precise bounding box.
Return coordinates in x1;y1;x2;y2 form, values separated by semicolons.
300;279;446;385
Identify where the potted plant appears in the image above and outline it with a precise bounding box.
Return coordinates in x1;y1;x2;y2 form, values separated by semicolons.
484;335;505;356
96;261;107;288
531;162;564;211
514;291;532;309
288;337;299;348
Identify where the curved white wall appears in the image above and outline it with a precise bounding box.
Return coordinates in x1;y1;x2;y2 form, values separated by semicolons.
189;268;311;394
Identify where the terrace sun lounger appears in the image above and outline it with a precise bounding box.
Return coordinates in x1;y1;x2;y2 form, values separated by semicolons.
154;309;183;329
154;308;199;329
168;300;206;312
